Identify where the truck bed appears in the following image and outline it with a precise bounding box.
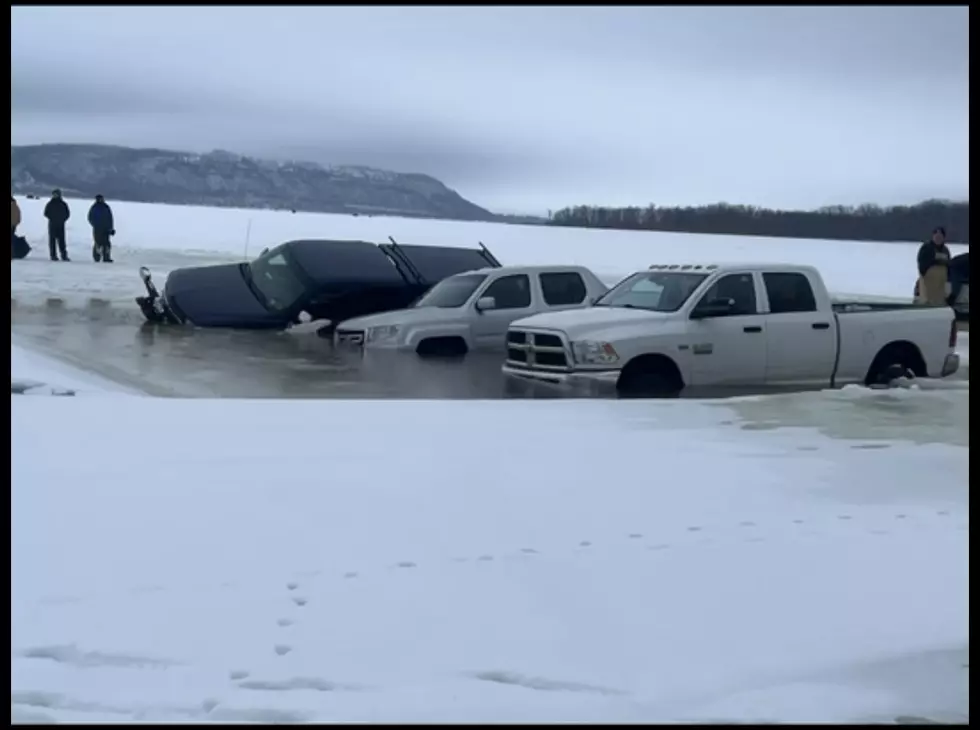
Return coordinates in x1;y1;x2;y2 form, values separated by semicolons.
832;299;941;314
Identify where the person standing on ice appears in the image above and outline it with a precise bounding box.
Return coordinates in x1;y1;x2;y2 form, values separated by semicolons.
915;226;951;306
43;189;71;261
11;195;21;235
87;194;115;263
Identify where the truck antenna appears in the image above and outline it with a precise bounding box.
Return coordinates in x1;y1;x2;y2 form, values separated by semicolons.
243;218;253;260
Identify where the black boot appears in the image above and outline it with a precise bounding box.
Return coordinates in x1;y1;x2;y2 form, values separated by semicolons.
92;244;102;263
102;242;113;263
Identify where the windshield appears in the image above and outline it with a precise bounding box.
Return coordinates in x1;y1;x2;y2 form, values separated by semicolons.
595;271;708;312
414;273;488;308
248;250;307;313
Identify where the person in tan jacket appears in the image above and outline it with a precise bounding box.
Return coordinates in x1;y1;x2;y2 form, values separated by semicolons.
12;196;22;234
915;226;952;306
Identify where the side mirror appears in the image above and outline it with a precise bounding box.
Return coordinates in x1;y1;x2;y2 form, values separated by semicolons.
691;297;735;320
475;296;497;312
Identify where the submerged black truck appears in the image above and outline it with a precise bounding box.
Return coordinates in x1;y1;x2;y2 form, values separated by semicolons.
136;238;502;331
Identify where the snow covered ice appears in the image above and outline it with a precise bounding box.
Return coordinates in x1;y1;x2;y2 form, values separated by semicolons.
10;200;969;723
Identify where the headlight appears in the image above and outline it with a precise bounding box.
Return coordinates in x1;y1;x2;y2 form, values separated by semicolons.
572;340;619;364
366;325;400;343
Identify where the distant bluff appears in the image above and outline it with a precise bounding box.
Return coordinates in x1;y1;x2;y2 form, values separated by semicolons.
11;143;495;222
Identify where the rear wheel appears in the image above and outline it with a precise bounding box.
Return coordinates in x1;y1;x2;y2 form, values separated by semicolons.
864;342;926;386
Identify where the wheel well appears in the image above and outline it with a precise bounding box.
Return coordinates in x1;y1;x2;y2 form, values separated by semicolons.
617;354;684;390
416;336;468;358
865;340;927;385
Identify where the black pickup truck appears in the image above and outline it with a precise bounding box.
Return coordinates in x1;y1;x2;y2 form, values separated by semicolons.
136;238;502;331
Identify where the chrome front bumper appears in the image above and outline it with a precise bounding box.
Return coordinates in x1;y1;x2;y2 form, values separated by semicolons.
502;363;621;390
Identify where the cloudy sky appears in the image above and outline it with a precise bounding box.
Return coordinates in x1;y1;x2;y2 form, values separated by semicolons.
11;6;969;214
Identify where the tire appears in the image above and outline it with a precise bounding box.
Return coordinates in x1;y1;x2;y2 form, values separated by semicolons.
865;343;925;387
416;337;468;358
616;358;683;399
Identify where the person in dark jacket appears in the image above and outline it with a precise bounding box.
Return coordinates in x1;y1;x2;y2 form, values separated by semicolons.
11;195;31;260
87;194;115;263
43;189;71;261
915;226;952;306
12;195;21;234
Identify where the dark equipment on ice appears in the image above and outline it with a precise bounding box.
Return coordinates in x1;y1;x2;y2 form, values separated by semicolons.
11;233;31;260
913;251;969;322
136;237;502;331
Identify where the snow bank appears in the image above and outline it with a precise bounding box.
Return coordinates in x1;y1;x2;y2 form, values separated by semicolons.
12;397;968;722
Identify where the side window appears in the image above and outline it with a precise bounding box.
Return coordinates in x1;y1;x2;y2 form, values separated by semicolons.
539;271;587;306
482;274;531;310
763;272;817;314
697;274;757;316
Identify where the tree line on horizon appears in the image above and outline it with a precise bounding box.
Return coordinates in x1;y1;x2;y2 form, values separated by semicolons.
546;199;969;244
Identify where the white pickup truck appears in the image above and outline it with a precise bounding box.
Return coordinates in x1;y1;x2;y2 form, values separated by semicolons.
334;265;608;356
502;263;961;397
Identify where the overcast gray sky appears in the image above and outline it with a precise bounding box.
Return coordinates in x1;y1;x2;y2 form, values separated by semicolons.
11;6;969;214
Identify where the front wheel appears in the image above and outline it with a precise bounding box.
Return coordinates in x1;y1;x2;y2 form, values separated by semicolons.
616;369;682;399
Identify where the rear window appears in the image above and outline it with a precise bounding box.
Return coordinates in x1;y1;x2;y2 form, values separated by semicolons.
540;272;587;306
395;245;492;282
763;272;817;314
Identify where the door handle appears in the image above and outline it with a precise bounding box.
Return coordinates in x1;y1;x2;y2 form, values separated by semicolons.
812;322;830;330
743;326;763;333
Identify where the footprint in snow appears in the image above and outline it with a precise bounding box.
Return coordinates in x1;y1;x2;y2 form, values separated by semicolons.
274;644;292;656
578;541;592;548
686;526;702;532
739;521;756;528
285;582;299;591
229;670;250;681
628;533;643;540
395;561;416;569
837;515;853;521
292;597;308;607
343;571;359;579
276;618;294;627
477;555;494;562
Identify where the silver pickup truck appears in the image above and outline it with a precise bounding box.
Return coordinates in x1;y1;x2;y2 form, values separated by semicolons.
503;262;961;397
334;264;608;357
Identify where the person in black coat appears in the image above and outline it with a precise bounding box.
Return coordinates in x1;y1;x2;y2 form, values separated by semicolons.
87;194;115;263
43;189;71;261
915;226;952;305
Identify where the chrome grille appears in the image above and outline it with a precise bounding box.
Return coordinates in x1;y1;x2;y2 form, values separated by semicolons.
505;330;569;370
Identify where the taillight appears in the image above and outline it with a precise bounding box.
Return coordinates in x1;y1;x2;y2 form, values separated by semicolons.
949;320;958;348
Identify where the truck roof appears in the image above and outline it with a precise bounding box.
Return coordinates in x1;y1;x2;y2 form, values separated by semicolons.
647;262;820;275
456;264;595;277
283;239;499;288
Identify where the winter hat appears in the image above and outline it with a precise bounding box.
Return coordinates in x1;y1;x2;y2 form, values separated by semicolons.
933;226;946;237
52;188;62;196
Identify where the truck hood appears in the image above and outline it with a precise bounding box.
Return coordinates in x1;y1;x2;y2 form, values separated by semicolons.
514;306;674;339
164;263;285;328
337;306;465;331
